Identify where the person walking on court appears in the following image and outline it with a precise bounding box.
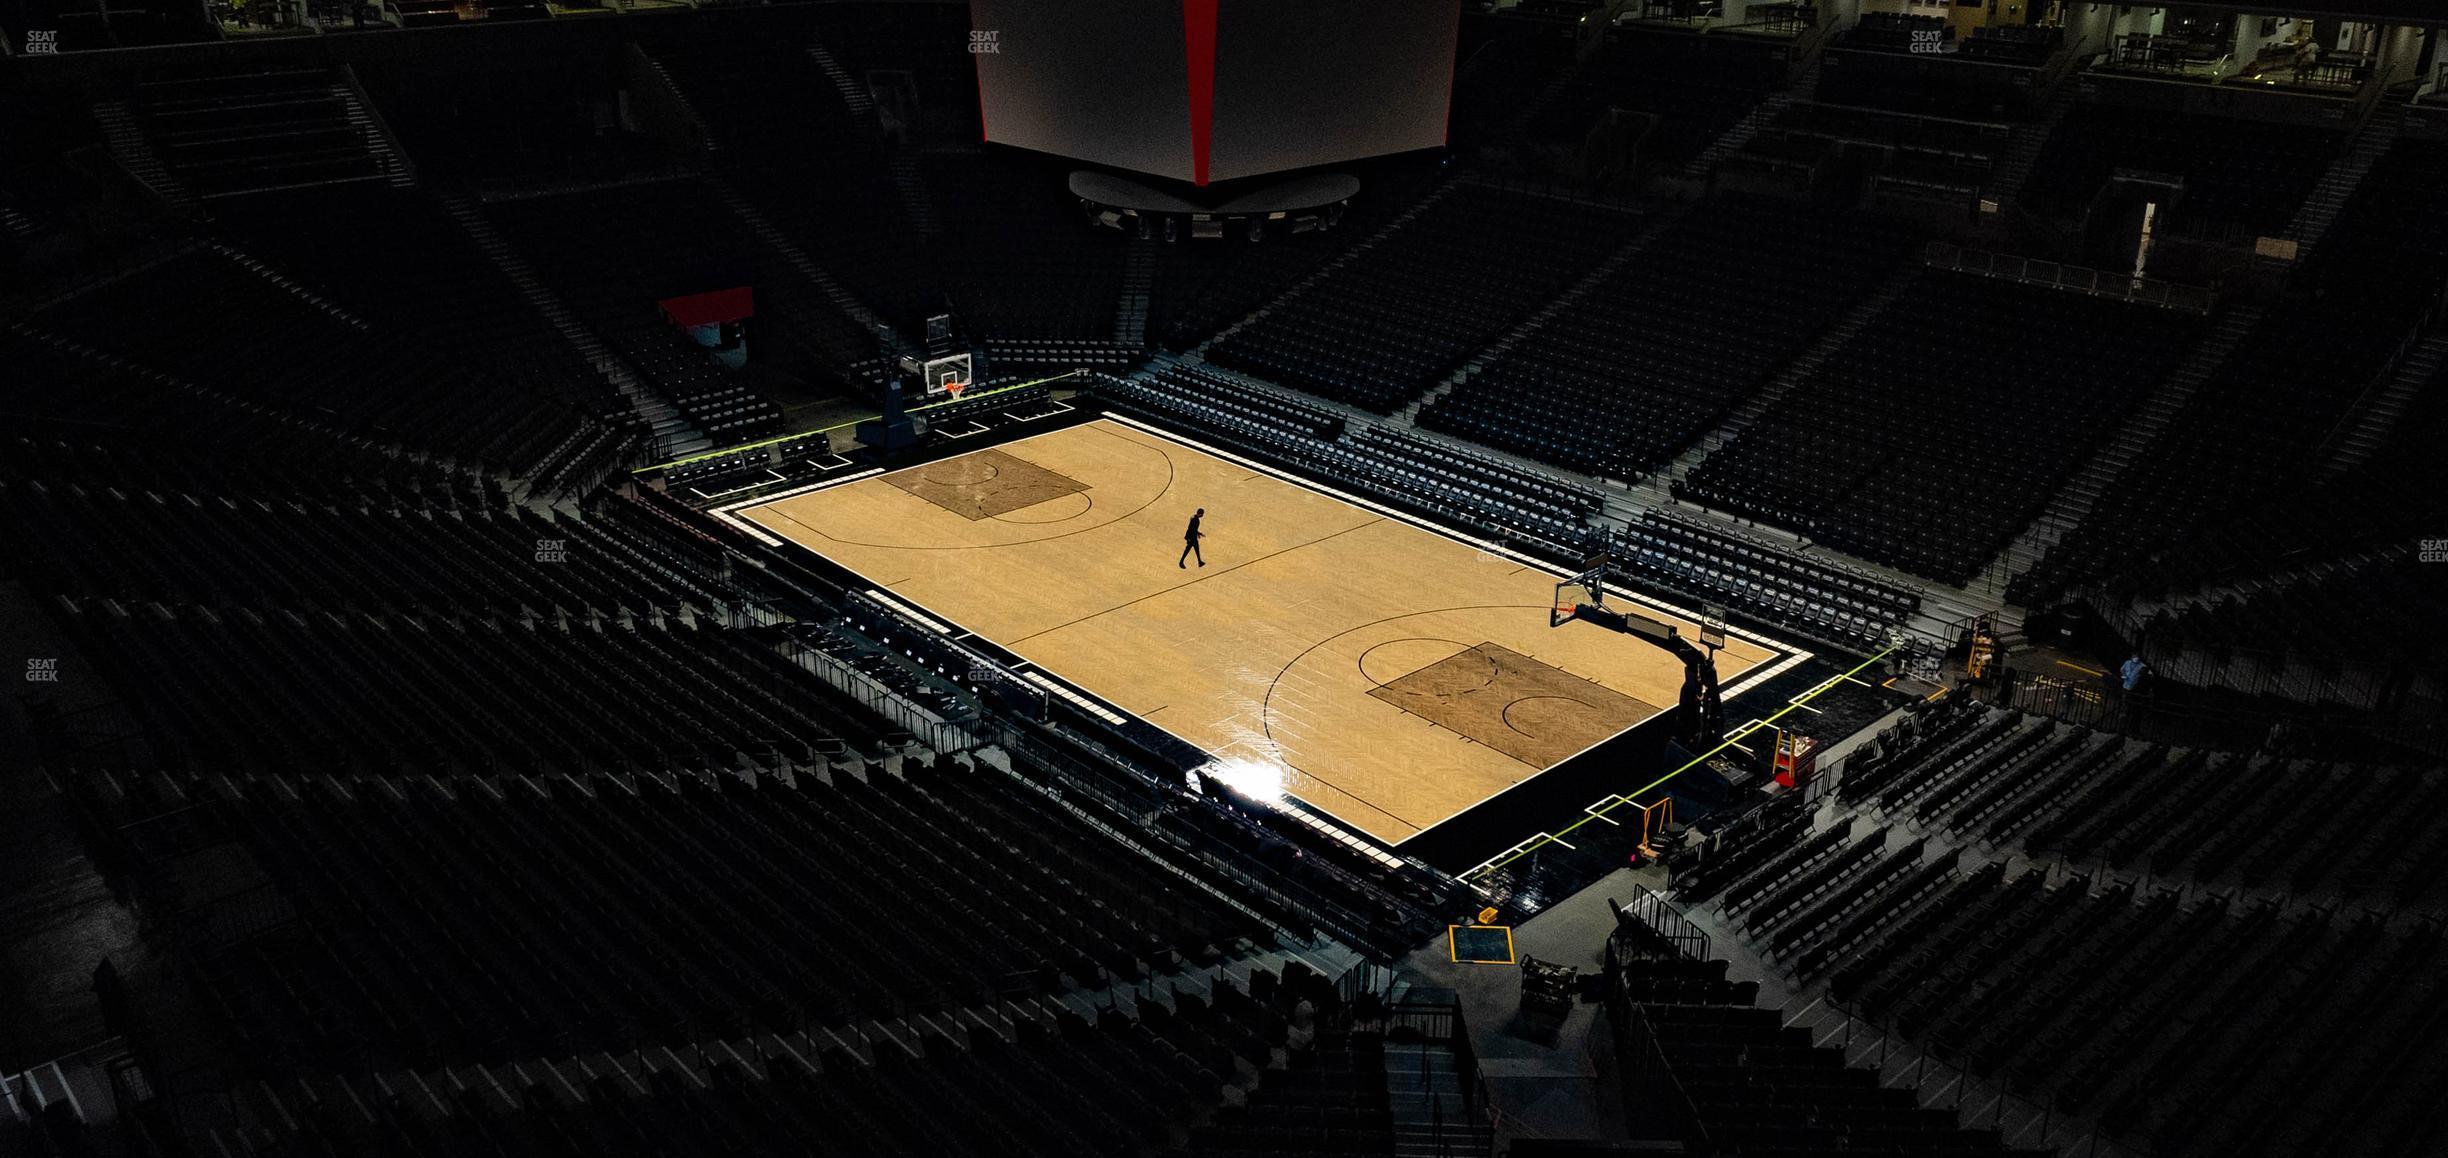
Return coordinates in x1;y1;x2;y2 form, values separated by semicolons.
1180;508;1206;568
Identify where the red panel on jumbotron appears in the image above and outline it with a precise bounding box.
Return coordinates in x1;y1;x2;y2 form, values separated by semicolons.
1182;0;1218;186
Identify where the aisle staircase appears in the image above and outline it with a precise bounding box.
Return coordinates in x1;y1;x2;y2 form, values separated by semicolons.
1684;55;1825;181
438;193;700;458
801;39;931;243
633;45;719;155
1384;1038;1491;1158
1192;179;1461;356
705;175;907;361
1977;301;2266;592
1983;81;2079;212
2310;328;2446;480
889;148;942;241
91;101;192;211
1659;260;1926;484
1398;202;1692;426
2280;101;2405;267
805;41;876;121
334;68;416;189
1114;235;1156;351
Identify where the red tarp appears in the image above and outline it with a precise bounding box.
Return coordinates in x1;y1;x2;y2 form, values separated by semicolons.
657;287;754;328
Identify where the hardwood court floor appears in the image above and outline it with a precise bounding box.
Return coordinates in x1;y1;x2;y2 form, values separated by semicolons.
740;419;1775;847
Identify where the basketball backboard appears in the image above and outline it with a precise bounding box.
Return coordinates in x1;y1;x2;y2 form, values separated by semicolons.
1552;574;1601;628
924;352;973;398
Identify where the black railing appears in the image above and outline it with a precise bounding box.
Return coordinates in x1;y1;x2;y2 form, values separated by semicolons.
1609;997;1713;1151
1611;885;1713;962
1388;995;1495;1158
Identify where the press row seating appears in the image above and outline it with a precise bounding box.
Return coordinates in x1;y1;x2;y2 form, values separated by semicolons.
1141;364;1346;440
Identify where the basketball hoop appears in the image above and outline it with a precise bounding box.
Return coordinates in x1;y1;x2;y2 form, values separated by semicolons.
944;378;968;402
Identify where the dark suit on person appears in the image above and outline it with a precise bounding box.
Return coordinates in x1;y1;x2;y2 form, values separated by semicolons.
1180;511;1205;568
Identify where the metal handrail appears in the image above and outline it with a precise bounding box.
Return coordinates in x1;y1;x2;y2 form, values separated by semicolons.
1924;241;2215;313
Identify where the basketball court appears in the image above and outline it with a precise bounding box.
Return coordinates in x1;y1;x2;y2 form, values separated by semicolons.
734;417;1785;848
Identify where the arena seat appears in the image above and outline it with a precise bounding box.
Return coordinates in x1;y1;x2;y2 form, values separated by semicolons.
23;246;605;485
62;757;1273;1075
2016;136;2448;604
481;178;865;446
1616;510;1920;652
1421;197;1916;479
1150;158;1440;353
1753;711;2448;1158
11;16;2448;1158
209;187;635;492
924;151;1129;344
1104;366;1604;557
1207;183;1645;413
1677;270;2207;584
356;53;683;185
2023;103;2339;238
1610;934;2043;1157
644;28;939;337
1528;28;1789;168
126;65;396;200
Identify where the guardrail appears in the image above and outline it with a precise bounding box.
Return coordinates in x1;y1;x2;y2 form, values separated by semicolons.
1611;885;1712;962
1924;241;2215;313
